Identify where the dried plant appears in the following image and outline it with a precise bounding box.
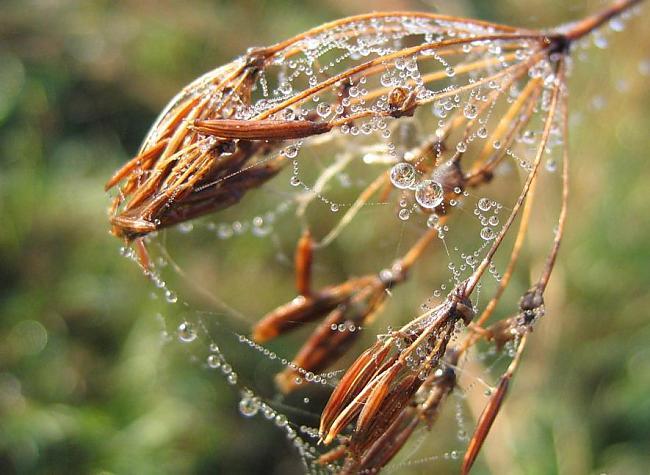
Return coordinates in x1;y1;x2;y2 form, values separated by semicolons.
106;0;645;473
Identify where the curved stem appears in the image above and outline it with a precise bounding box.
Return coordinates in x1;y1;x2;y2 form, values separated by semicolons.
562;0;644;41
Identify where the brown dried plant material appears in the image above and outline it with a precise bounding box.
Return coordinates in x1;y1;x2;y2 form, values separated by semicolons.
106;0;644;473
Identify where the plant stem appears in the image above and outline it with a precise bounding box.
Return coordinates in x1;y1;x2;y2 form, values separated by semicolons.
563;0;644;41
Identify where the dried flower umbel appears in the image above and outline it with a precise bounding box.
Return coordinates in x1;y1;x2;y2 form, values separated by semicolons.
107;0;644;473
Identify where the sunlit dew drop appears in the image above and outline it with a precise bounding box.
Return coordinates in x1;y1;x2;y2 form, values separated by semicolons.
380;71;393;87
165;289;178;303
546;159;557;172
463;104;478;119
609;17;625;32
239;397;260;417
207;354;221;369
593;33;608;49
456;141;467;153
330;203;339;213
275;414;288;427
480;226;495;241
492;140;502;150
389;162;417;189
415;180;444;209
445;66;456;77
178;222;193;233
316;102;331;118
177;321;197;343
398;208;411;221
477;126;488;139
283;145;299;158
426;214;439;228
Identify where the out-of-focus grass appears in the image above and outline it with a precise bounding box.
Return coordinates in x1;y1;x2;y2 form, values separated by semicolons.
0;1;648;474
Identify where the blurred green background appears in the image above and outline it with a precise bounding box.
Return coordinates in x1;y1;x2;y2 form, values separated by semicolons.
1;1;649;474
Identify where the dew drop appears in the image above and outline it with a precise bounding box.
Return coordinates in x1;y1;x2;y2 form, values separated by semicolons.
426;214;439;228
165;289;178;303
177;322;197;343
463;104;478;119
283;145;299;159
207;354;221;369
389;162;417;189
316;102;331;118
380;71;393;87
239;397;260;417
480;227;495;241
546;159;557;172
415;180;444;209
609;17;625;32
275;414;288;427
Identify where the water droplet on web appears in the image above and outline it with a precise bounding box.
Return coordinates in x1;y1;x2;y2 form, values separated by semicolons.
427;214;439;228
316;102;331;118
380;71;393;87
239;397;260;417
609;17;625;32
492;140;501;150
480;227;495;241
398;208;411;221
415;180;444;209
477;127;488;139
275;414;288;427
546;159;557;172
330;203;339;213
445;66;456;77
456;141;467;153
463;104;478;119
283;145;299;158
279;82;292;95
178;222;193;234
389;162;417;189
177;322;196;343
593;33;608;49
165;289;178;303
207;354;221;368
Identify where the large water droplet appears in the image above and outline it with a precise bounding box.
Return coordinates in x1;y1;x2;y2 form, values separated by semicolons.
415;180;444;209
389;162;417;189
